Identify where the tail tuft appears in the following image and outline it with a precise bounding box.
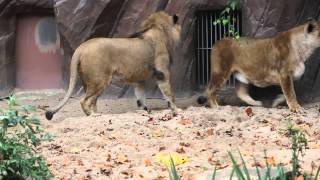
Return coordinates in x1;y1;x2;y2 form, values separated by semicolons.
45;111;54;120
197;96;208;105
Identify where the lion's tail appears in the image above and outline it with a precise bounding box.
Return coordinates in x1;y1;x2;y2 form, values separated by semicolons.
45;52;81;120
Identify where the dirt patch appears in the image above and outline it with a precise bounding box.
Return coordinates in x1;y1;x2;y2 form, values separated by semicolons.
1;95;320;179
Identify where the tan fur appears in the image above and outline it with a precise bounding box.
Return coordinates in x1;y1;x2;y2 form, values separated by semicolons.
200;19;320;112
46;11;181;120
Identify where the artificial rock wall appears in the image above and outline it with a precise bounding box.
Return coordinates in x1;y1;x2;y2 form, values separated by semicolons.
1;0;320;101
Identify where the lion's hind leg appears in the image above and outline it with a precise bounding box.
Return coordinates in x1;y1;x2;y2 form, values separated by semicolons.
201;49;234;108
156;73;179;116
271;94;286;108
134;83;151;113
236;82;262;106
205;68;232;108
80;75;111;116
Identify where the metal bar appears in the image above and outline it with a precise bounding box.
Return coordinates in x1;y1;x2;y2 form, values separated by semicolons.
209;12;213;84
201;13;205;87
205;12;209;85
232;11;236;88
197;14;200;87
215;12;219;88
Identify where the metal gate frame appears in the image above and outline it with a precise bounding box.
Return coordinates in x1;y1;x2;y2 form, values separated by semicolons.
196;10;242;90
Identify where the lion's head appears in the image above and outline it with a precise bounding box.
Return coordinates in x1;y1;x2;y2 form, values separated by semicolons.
135;11;181;47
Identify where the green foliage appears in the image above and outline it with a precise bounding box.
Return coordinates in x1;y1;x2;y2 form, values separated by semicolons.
169;156;179;180
287;122;308;178
213;0;241;40
0;96;53;180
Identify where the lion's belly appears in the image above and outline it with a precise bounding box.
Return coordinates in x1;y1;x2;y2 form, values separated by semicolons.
235;71;279;87
115;65;153;83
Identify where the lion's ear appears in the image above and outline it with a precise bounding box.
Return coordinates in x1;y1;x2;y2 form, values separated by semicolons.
306;18;318;33
173;14;179;24
307;22;316;33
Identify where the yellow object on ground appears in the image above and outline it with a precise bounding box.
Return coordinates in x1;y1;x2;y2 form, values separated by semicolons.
155;152;189;167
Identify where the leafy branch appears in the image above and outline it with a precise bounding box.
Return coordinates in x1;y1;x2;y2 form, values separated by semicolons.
213;0;241;40
0;96;53;180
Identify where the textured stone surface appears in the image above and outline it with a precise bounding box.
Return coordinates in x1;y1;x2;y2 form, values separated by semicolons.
1;0;320;101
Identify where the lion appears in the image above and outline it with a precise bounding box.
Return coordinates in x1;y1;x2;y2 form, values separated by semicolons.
45;11;181;120
197;18;320;112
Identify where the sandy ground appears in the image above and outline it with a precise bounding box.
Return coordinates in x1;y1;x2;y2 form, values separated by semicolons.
1;93;320;180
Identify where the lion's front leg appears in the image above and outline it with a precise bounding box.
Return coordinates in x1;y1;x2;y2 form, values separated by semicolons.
279;75;302;112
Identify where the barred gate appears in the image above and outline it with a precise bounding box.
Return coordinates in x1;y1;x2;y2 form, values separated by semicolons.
196;10;242;90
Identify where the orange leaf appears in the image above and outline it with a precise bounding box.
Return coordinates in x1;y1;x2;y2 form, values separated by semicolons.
144;159;152;167
62;159;70;167
152;128;163;137
115;154;129;164
266;156;276;166
178;118;193;125
46;159;54;166
176;147;186;154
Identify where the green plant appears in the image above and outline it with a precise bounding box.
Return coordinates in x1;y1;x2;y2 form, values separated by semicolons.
0;96;53;180
169;156;180;180
287;122;308;179
213;0;241;40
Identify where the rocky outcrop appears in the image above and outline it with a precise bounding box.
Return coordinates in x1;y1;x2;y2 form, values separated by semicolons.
1;0;320;101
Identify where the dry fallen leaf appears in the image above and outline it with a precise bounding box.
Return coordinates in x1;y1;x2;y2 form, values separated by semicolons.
205;129;214;136
245;107;254;117
70;147;81;153
159;114;173;121
94;163;113;176
309;143;320;149
115;154;129;164
216;163;229;170
182;173;196;180
95;163;114;169
266;156;276;166
121;169;134;178
46;159;54;166
179;142;191;147
133;172;147;180
106;154;112;161
152;128;163;137
147;117;154;122
178;118;193;125
62;159;71;167
78;176;86;180
159;146;166;151
77;160;84;166
176;147;186;154
144;159;152;167
252;161;263;168
37;105;49;110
